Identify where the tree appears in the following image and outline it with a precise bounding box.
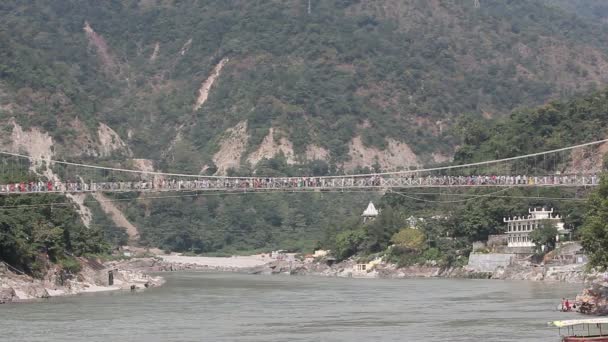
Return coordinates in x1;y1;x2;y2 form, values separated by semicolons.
334;229;366;260
580;176;608;270
529;219;559;252
391;228;426;253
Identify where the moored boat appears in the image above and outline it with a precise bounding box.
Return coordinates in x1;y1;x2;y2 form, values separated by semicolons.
549;318;608;341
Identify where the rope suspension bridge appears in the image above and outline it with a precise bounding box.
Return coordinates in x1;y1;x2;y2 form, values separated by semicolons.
0;139;604;195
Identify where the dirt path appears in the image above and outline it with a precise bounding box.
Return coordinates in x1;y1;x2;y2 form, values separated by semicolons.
193;57;229;111
92;193;139;241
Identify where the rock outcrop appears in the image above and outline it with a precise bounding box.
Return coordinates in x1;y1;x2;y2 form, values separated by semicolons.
245;256;587;283
0;258;164;302
576;274;608;315
0;287;16;304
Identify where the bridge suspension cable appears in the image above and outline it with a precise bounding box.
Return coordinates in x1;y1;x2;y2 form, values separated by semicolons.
387;186;516;203
0;138;605;179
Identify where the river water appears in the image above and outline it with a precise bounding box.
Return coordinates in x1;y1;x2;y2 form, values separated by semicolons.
0;272;583;342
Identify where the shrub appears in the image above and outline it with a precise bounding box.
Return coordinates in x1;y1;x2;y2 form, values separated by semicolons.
59;257;82;274
391;228;426;253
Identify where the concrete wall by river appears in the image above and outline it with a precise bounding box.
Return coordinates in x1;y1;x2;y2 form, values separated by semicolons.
467;253;515;273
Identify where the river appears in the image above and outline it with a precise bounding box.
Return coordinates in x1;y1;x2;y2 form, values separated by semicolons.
0;272;583;342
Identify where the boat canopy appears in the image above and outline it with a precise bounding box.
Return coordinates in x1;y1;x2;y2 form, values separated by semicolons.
549;318;608;328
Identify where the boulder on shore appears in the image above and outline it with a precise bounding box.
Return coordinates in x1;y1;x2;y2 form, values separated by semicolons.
576;275;608;315
0;287;16;303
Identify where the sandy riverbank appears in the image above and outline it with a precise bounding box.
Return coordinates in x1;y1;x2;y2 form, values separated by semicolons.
158;254;271;269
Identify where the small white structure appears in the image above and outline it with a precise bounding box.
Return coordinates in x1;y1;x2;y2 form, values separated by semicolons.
504;208;570;248
407;215;425;229
270;250;287;259
313;249;329;258
362;202;379;222
355;264;367;272
121;246;132;257
354;257;382;275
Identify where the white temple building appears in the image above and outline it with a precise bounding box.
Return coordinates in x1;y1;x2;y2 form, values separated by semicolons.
362;202;379;222
503;208;570;248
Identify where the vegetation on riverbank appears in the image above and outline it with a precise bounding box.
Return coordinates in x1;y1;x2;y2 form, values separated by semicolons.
0;193;109;276
2;86;607;274
322;87;608;266
0;164;122;276
580;176;608;270
3;1;608;276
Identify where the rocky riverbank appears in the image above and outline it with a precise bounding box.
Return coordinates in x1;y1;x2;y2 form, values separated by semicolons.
245;257;588;283
246;258;464;278
0;258;164;304
2;252;587;305
576;274;608;315
128;251;588;283
490;262;586;283
96;255;270;273
0;254;271;303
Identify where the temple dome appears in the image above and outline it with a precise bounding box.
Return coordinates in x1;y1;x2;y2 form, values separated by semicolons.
362;202;379;217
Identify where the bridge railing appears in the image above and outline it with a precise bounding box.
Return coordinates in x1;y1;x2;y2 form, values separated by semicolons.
0;173;600;195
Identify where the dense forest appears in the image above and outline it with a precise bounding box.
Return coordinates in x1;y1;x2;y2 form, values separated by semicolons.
2;0;608;170
324;87;608;265
119;190;379;254
2;1;608;274
546;0;608;23
107;87;608;264
454;88;608;163
0;194;110;276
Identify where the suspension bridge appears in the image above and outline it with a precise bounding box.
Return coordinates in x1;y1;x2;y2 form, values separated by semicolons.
0;139;604;195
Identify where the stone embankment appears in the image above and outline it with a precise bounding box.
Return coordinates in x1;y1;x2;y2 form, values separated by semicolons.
490;262;585;283
465;243;588;283
0;259;164;304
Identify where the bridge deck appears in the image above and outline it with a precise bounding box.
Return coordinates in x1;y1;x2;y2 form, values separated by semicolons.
0;174;599;194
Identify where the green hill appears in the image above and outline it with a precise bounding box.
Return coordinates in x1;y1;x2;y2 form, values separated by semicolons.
2;1;608;261
2;0;608;173
545;0;608;23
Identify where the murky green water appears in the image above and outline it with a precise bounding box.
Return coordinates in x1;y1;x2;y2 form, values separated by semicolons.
0;272;583;341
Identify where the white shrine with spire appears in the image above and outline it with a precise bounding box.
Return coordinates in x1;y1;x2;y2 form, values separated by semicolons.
503;207;570;248
362;202;379;222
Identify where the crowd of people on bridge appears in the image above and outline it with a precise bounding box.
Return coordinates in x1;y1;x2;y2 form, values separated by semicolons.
0;173;599;194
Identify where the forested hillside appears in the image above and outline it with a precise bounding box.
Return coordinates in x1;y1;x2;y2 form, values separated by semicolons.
454;87;608;164
2;0;608;173
545;0;608;23
0;193;111;275
106;86;608;257
2;1;608;268
327;87;608;265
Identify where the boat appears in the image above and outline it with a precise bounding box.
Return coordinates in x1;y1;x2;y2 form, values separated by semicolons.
549;318;608;341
